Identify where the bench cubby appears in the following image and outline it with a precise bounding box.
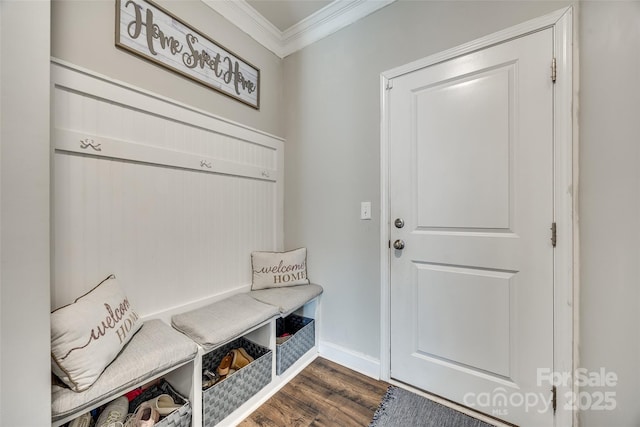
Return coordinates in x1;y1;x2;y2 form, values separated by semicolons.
276;314;315;375
51;319;199;427
128;378;193;427
201;337;272;426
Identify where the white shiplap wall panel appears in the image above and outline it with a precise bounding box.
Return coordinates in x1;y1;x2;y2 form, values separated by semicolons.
51;61;283;317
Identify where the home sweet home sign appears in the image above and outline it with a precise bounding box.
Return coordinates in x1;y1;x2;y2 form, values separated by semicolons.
116;0;260;109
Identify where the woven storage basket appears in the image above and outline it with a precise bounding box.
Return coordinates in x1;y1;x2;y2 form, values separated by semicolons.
276;314;315;375
128;378;192;427
201;337;272;426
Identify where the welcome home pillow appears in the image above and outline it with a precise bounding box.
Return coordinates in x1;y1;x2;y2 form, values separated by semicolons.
51;275;142;392
251;248;310;290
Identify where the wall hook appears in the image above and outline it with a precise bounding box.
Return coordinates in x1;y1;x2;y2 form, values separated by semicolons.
80;138;102;151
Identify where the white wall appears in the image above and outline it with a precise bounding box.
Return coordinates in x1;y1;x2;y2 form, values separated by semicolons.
579;2;640;426
0;1;51;426
283;0;570;365
285;1;640;425
50;64;284;314
52;0;284;137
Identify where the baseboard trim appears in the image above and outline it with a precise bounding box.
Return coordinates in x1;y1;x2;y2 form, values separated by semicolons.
318;341;381;379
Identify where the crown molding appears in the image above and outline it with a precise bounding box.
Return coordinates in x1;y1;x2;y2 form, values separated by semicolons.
202;0;396;58
202;0;285;56
280;0;395;57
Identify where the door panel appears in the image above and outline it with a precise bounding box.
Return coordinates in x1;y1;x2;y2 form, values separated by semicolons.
415;65;513;229
390;29;554;426
415;263;512;377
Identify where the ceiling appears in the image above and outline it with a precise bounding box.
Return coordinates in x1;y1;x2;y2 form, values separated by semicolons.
245;0;333;32
203;0;396;58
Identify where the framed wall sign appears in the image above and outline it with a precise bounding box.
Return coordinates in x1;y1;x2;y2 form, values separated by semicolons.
116;0;260;109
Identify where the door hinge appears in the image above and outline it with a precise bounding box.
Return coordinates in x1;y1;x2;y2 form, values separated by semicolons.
386;80;393;90
551;222;557;247
552;385;557;413
551;58;557;83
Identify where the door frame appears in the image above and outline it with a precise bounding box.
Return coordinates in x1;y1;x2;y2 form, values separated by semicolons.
379;7;576;426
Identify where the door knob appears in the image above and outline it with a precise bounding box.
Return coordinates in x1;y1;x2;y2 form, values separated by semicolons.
394;218;405;229
393;239;405;250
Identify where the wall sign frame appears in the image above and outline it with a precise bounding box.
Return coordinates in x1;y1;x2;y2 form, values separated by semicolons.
116;0;260;109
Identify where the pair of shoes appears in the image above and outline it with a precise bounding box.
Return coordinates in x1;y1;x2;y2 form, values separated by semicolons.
96;396;128;427
150;394;182;416
230;348;254;370
216;368;237;385
123;401;159;427
216;347;254;378
124;394;181;426
216;352;234;377
69;412;93;427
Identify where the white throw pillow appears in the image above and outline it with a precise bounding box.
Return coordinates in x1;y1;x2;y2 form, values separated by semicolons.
251;248;310;290
51;275;143;392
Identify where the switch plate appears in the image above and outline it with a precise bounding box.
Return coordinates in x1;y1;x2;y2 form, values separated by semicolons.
360;201;371;220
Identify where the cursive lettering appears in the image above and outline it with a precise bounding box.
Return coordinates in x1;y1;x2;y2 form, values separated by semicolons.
254;259;306;275
123;0;257;99
126;1;183;57
59;298;139;360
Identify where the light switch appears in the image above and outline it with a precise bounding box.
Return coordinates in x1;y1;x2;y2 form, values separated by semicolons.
360;201;372;220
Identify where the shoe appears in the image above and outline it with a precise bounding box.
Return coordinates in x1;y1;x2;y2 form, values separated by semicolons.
202;369;219;390
217;352;234;376
230;348;254;370
96;396;128;427
149;393;181;416
276;333;291;345
69;412;93;427
123;401;160;427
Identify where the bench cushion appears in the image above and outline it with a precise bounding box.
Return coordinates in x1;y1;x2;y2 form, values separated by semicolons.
51;319;198;421
51;275;143;392
250;284;323;316
171;293;280;352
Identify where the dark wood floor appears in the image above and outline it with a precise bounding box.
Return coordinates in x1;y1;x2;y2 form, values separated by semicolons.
239;357;389;426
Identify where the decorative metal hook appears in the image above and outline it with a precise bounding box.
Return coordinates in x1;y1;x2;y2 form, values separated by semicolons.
261;171;270;178
80;138;102;151
200;160;212;169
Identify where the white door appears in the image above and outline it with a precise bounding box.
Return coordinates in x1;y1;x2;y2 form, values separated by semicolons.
389;28;555;426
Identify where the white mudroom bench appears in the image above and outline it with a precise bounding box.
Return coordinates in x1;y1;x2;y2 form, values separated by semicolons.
52;285;323;427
